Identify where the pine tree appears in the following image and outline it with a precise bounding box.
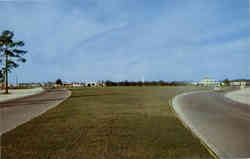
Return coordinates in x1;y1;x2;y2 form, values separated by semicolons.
0;30;27;93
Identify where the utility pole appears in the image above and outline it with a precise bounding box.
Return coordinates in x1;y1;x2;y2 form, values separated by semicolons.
16;74;18;87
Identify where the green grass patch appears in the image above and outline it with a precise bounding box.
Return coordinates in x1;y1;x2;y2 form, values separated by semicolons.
2;86;212;159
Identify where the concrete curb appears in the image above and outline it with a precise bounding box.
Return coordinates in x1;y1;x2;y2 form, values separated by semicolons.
170;91;220;159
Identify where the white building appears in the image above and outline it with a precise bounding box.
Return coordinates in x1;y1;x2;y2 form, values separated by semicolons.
230;81;246;87
191;82;199;85
85;81;98;87
85;81;105;87
199;78;220;86
72;82;83;87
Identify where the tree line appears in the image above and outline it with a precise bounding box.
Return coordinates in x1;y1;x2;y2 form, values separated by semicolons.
105;80;188;87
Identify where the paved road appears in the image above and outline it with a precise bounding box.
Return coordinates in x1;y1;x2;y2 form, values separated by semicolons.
225;88;250;105
0;88;71;135
173;90;250;159
0;87;44;102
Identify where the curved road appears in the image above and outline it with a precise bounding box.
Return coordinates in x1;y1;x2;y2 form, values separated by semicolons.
173;90;250;159
0;88;71;135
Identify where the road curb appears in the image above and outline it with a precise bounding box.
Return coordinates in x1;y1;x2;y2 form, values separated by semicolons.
170;92;220;159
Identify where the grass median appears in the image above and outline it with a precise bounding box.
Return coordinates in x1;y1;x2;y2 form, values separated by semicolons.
2;86;212;159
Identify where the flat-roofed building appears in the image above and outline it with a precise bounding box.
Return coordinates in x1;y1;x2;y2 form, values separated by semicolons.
72;82;84;87
230;81;246;87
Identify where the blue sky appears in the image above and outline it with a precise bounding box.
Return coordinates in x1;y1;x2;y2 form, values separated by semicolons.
0;0;249;83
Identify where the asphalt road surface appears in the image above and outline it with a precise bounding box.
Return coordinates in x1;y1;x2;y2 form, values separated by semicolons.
173;89;250;159
0;88;71;135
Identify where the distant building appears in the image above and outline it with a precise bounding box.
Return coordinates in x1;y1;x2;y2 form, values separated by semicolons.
85;81;105;87
42;81;106;88
72;82;84;87
191;82;198;86
85;81;98;87
63;82;73;88
19;83;41;87
240;82;247;89
230;81;246;87
199;78;220;86
31;83;41;87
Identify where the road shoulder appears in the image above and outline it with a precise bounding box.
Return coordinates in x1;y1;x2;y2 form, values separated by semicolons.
225;88;250;105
